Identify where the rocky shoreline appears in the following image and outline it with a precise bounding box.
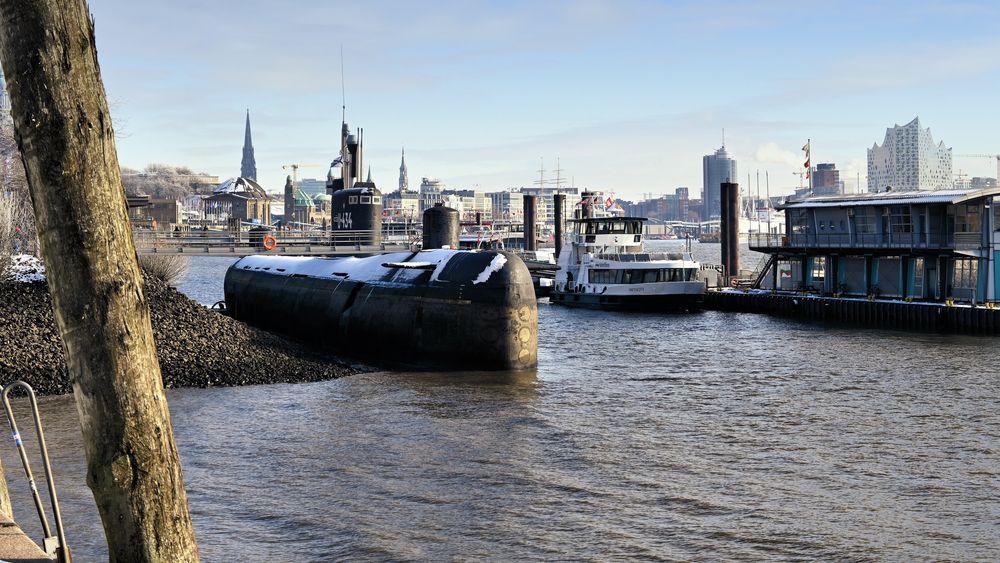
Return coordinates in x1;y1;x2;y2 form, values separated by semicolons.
0;275;362;396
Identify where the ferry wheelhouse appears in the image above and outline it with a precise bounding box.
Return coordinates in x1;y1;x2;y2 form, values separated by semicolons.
551;192;706;310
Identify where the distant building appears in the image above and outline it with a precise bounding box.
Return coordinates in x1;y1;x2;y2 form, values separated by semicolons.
810;163;843;196
971;177;998;190
203;177;271;225
489;191;524;222
241;110;257;181
420;177;446;210
399;148;409;192
296;178;327;198
703;146;737;218
867;117;952;192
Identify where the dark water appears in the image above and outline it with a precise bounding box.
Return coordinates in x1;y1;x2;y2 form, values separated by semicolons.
3;245;998;561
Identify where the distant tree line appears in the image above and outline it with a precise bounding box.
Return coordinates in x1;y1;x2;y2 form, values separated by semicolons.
121;163;215;200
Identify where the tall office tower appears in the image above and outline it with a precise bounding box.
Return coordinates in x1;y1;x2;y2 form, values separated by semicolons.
703;145;737;218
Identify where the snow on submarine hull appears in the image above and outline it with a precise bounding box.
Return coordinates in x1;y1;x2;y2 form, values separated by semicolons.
223;249;538;370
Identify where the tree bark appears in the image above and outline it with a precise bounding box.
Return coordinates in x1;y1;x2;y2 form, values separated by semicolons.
0;2;199;561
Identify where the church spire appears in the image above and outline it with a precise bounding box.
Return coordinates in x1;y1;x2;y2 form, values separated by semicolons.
241;109;257;180
398;146;408;192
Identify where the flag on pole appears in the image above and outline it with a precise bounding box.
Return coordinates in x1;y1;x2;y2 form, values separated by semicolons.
802;141;811;179
605;195;615;210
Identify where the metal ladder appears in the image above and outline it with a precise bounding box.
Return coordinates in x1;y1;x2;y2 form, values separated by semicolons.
2;381;71;562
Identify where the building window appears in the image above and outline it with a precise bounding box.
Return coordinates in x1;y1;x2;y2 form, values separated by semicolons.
811;256;826;283
854;208;875;233
953;259;978;290
954;204;982;233
790;209;810;234
889;206;912;233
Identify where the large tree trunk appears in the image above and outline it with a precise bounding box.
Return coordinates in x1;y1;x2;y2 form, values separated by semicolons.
0;2;199;561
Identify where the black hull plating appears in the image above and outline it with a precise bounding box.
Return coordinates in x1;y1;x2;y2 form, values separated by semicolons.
224;251;538;370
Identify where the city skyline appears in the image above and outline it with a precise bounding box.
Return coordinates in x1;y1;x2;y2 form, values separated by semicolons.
87;0;1000;198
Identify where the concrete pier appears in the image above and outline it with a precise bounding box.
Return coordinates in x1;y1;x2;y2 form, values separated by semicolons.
705;290;1000;334
0;516;54;562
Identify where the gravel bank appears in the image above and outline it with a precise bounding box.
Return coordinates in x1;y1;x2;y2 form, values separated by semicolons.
0;276;361;395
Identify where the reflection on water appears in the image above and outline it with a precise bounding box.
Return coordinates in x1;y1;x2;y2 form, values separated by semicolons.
1;251;997;560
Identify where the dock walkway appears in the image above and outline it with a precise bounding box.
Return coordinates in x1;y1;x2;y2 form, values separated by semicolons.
0;516;54;562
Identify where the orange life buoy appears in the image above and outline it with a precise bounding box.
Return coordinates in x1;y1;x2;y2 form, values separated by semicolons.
262;234;277;251
730;277;739;287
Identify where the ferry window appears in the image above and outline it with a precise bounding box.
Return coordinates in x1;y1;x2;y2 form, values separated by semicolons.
349;196;359;204
598;222;611;234
373;196;382;205
686;268;697;281
994;203;1000;231
620;270;632;284
613;270;625;284
612;222;626;234
586;223;597;235
642;269;658;283
361;196;372;204
590;269;611;284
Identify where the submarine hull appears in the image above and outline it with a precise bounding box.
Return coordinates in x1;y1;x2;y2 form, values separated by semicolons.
223;250;537;370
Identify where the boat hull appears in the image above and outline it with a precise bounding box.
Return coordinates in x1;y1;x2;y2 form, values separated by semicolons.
549;291;704;311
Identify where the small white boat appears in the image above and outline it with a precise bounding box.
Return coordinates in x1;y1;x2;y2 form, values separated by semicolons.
550;191;706;310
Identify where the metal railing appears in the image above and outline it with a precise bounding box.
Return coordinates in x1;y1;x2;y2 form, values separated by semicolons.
747;231;985;251
130;229;399;255
2;381;71;562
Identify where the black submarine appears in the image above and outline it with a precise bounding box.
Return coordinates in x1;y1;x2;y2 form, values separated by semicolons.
223;118;537;370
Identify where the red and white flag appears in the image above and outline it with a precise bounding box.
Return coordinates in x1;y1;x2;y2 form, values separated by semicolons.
802;141;811;179
605;195;615;210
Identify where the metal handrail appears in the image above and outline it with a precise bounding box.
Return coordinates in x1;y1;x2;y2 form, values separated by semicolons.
2;381;71;562
747;231;985;250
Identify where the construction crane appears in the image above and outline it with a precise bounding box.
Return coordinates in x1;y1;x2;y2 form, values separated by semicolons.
281;163;322;185
954;154;1000;187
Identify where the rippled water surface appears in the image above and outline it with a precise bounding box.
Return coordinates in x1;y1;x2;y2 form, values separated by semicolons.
4;244;998;561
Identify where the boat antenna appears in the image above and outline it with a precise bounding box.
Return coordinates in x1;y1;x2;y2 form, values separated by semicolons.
766;170;771;235
340;45;346;122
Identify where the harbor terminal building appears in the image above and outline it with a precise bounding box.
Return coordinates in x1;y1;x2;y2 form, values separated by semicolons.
749;187;1000;304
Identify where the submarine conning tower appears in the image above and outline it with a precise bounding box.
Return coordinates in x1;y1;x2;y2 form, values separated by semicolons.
327;122;382;245
223;249;538;370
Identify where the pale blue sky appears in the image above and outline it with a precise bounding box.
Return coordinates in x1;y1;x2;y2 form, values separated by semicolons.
89;0;1000;199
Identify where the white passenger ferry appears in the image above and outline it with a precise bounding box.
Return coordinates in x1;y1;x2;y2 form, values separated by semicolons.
551;191;706;310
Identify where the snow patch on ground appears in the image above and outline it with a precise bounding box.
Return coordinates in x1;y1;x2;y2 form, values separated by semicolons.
6;254;45;283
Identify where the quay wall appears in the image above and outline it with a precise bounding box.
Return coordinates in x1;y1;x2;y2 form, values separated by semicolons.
704;290;1000;334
